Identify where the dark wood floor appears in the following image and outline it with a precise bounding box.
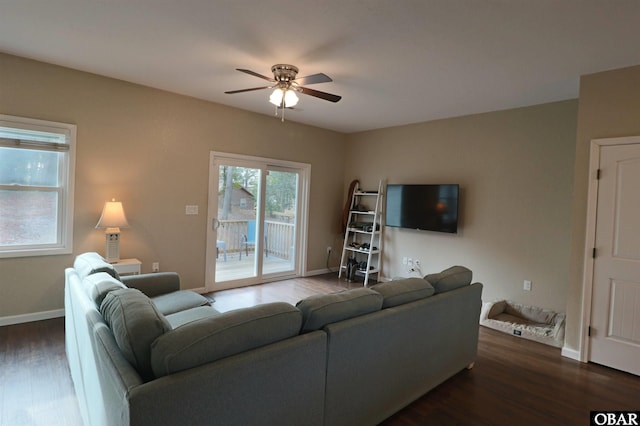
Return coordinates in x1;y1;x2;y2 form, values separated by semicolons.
1;274;638;425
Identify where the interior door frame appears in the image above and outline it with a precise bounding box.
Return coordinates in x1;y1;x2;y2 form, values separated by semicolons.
576;135;640;362
204;151;311;292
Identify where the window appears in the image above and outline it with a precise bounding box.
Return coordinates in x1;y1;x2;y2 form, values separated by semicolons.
0;115;76;258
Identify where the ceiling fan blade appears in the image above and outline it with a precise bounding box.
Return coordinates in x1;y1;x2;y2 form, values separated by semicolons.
293;73;332;86
298;86;342;103
236;69;276;82
224;86;272;94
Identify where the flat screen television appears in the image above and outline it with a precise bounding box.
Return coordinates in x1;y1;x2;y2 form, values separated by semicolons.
385;184;459;233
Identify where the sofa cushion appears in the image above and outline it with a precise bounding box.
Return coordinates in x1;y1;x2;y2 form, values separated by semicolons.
296;288;383;333
165;306;222;329
370;278;435;308
121;272;181;298
151;290;211;315
83;272;127;306
424;266;472;294
73;252;120;281
100;288;171;381
151;302;301;377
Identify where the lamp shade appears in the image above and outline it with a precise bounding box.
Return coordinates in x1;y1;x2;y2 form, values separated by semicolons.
269;88;284;106
96;199;129;229
269;88;299;108
284;90;299;107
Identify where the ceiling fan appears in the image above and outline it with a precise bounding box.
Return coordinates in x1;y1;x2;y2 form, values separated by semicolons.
225;64;341;119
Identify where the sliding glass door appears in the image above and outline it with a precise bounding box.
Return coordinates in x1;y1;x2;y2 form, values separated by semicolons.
263;168;299;275
205;152;309;291
213;163;261;282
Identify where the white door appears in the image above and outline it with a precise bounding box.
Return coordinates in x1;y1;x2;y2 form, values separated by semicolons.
590;143;640;376
205;152;310;291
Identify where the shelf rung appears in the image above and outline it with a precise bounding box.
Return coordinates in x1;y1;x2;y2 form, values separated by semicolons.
348;229;380;234
356;269;379;275
345;247;380;254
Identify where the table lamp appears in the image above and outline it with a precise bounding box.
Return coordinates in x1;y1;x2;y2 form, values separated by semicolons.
95;199;129;263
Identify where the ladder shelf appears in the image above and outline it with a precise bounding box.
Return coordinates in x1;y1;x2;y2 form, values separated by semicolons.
338;180;384;286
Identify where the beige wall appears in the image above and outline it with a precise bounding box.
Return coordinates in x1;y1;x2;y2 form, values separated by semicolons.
564;64;640;353
345;101;578;313
0;53;347;318
5;46;634;348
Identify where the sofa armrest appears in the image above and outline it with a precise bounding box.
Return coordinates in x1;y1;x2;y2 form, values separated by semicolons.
121;272;181;297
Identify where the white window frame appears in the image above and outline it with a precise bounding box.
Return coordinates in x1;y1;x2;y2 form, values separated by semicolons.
0;114;76;258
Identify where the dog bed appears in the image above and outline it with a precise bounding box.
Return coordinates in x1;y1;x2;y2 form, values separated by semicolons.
480;300;565;348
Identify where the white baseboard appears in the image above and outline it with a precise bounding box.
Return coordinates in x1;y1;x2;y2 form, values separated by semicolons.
305;269;394;282
191;270;338;293
0;308;64;327
304;268;334;276
193;268;384;293
561;346;582;361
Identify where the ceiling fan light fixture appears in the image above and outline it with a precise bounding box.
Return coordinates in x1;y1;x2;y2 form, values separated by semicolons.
269;87;298;108
269;88;284;106
284;89;299;107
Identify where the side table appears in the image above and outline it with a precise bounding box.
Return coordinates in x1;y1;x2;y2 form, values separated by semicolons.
112;258;142;276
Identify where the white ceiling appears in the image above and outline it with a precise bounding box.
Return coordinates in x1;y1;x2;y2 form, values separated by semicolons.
1;1;640;133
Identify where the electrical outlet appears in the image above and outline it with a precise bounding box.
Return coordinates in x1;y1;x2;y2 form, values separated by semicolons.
327;246;332;254
185;205;198;215
408;258;413;267
523;280;532;291
152;262;160;272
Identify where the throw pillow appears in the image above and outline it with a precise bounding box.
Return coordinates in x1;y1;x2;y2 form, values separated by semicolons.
100;288;171;381
424;265;472;294
370;278;434;308
296;288;383;332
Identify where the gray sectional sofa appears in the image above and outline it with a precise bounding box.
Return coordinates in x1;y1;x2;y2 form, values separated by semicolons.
65;252;483;426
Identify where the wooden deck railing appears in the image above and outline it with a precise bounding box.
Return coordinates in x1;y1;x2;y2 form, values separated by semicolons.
217;220;294;260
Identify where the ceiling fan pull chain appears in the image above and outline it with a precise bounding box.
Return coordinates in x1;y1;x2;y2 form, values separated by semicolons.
281;96;285;122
